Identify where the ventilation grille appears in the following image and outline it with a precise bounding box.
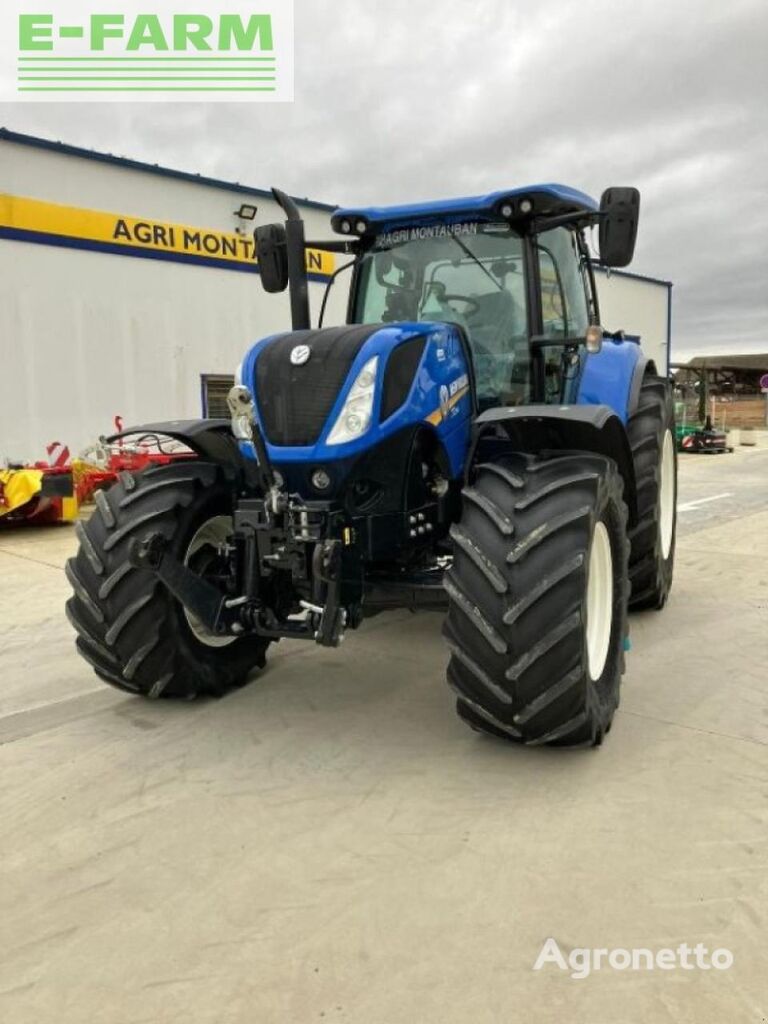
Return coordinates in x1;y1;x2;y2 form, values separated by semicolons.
380;336;426;422
201;374;235;418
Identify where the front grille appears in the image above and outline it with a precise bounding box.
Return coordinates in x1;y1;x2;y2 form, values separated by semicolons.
255;325;381;446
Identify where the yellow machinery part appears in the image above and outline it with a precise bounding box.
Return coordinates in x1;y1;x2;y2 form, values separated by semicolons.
59;496;79;522
0;468;44;518
0;468;79;522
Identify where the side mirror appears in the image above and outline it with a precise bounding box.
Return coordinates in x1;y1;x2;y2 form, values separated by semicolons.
599;187;640;268
254;223;288;292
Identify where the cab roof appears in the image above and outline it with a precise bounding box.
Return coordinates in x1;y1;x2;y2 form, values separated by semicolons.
332;184;598;235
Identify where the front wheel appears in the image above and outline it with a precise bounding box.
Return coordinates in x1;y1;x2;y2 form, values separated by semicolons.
443;452;629;747
65;461;269;698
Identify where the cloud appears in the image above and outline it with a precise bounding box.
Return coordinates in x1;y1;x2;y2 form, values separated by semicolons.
2;0;767;358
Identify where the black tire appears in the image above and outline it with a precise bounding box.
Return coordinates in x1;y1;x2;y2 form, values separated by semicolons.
443;452;629;747
627;375;677;609
65;460;269;699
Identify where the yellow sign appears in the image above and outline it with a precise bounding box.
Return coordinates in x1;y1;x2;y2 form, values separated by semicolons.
0;193;335;278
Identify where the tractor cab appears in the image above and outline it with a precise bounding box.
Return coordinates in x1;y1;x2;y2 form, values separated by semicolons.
254;184;640;416
333;185;638;411
351;221;529;409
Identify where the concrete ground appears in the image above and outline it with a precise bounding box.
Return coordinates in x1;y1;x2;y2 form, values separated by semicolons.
1;449;767;1024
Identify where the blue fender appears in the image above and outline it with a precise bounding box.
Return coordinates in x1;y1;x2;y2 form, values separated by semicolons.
577;336;646;424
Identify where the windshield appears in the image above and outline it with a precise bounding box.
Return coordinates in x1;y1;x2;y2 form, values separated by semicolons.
353;223;529;405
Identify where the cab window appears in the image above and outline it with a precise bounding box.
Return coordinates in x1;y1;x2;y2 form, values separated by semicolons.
354;225;529;406
536;227;591;339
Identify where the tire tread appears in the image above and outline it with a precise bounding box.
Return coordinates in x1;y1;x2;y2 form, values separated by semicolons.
66;460;268;699
444;451;629;747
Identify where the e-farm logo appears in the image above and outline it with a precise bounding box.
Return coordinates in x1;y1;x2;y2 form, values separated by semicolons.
0;1;293;102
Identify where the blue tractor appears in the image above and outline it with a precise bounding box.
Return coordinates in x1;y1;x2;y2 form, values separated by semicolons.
66;183;677;746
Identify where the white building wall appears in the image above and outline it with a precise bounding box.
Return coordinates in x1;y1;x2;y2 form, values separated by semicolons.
0;138;336;247
0;138;348;462
594;267;671;375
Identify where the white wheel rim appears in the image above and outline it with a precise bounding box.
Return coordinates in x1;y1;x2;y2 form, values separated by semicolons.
586;521;613;682
183;515;237;648
659;429;675;560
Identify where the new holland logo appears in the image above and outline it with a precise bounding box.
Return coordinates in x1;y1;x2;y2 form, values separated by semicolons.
290;344;311;366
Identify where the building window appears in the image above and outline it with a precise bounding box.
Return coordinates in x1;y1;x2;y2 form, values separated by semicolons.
201;374;235;418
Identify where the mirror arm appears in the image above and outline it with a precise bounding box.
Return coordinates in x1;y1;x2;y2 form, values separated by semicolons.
529;210;603;235
305;239;359;254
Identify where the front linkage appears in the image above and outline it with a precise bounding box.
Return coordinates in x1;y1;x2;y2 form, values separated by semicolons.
127;391;359;650
129;485;353;648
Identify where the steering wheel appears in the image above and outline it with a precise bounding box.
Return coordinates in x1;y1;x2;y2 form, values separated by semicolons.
442;295;480;317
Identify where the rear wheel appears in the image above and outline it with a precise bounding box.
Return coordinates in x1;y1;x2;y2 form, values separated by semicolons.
627;375;677;609
65;461;269;698
443;452;629;747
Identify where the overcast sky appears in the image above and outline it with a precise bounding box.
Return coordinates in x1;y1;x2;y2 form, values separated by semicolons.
1;0;766;359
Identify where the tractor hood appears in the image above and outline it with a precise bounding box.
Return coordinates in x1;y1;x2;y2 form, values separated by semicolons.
238;322;472;478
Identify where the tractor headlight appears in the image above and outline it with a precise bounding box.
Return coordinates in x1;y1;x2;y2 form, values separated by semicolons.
326;357;379;445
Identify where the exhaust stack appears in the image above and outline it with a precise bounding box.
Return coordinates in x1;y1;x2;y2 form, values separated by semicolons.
272;187;311;331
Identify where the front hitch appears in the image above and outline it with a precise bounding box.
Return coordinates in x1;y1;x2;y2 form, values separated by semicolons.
311;539;346;646
128;527;350;648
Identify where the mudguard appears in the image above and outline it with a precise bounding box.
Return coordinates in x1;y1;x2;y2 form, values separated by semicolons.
577;336;641;424
577;334;662;422
469;403;638;525
107;419;258;484
627;352;659;415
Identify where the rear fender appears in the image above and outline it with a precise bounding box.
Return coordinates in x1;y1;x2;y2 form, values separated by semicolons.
469;404;638;526
577;336;642;423
628;354;659;417
579;335;663;423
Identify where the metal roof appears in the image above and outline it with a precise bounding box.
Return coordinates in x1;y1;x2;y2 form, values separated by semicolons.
0;127;336;212
683;354;768;371
592;264;673;289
